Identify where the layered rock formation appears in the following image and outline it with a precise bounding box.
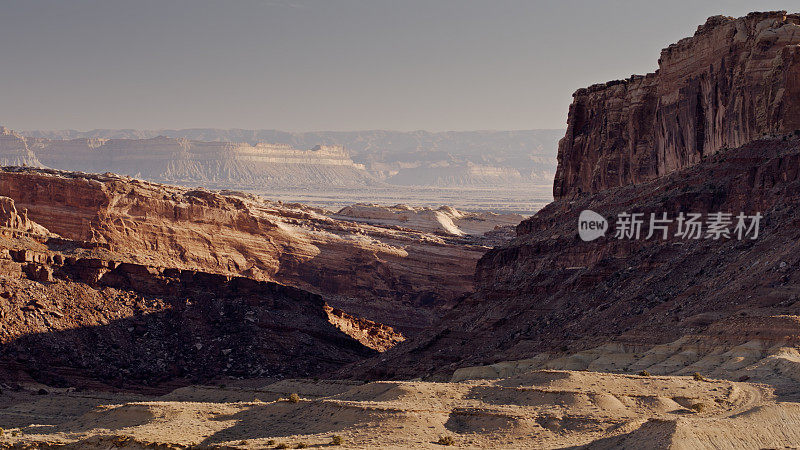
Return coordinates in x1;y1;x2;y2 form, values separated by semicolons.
354;13;800;383
0;196;49;236
554;11;800;199
0;208;381;388
358;136;800;380
2;131;375;189
0;168;489;335
24;128;562;187
453;314;800;398
386;163;526;187
0;127;42;167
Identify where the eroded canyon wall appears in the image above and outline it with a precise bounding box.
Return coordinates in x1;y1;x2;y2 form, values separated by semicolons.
354;12;800;381
0;197;379;387
0;168;485;335
554;11;800;199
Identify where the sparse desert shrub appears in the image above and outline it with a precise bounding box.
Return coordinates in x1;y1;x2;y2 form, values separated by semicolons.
691;402;706;412
437;435;455;446
693;372;707;381
638;370;651;377
288;393;300;403
330;435;343;445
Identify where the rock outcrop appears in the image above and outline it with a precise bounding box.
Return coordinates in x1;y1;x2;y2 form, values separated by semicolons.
0;127;42;167
324;305;406;352
0;230;378;388
9;132;376;189
0;168;489;335
353;12;800;381
356;136;800;380
0;196;50;236
554;11;800;199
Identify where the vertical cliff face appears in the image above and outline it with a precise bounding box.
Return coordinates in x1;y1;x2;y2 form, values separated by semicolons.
0;168;486;335
554;11;800;199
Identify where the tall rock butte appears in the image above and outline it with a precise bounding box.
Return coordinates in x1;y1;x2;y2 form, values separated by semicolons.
554;11;800;199
349;12;800;382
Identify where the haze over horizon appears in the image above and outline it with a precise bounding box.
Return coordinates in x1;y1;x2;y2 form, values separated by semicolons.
2;0;799;132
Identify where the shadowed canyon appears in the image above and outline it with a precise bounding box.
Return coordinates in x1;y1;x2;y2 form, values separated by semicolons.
4;9;800;450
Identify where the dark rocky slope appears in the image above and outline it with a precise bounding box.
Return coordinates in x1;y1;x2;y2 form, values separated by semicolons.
0;198;379;390
354;135;800;379
352;12;800;380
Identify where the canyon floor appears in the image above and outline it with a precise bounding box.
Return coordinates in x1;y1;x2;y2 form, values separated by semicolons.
2;368;799;449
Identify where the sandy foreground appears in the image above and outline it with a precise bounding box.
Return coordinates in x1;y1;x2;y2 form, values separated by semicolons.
1;369;799;449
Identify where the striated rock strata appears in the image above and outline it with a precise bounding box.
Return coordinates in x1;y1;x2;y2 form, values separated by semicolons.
0;127;42;167
554;11;800;199
357;136;800;380
0;129;375;189
0;198;391;388
23;128;563;187
0;168;489;335
0;196;50;237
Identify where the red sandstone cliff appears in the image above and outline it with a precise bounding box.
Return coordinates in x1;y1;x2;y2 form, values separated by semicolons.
353;12;800;380
0;194;406;387
554;11;800;199
0;168;486;334
356;136;800;379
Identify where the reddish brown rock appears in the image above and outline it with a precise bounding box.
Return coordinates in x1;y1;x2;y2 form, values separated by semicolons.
0;196;49;236
554;11;800;199
354;137;800;380
0;230;377;388
0;168;487;334
324;305;405;352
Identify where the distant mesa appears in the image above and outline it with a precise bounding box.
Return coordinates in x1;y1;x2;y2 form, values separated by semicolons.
0;130;375;189
18;128;562;190
0;126;43;167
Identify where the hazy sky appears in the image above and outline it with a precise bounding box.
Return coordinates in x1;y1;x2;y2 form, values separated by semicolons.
1;0;798;131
